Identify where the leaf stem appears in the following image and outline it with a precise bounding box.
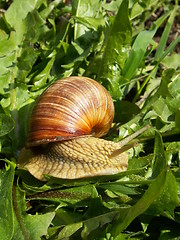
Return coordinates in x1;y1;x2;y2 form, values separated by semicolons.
12;184;30;240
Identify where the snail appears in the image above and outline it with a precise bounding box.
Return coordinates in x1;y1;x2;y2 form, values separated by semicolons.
18;76;148;181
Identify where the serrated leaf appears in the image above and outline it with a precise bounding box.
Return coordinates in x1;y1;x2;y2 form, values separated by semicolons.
0;2;51;111
0;160;15;240
0;114;14;137
5;0;41;29
12;186;55;240
97;0;132;99
72;0;101;40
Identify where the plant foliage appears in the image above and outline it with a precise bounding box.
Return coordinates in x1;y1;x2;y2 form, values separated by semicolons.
0;0;179;239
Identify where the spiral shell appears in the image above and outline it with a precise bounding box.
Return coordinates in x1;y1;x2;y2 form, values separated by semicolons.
27;76;114;147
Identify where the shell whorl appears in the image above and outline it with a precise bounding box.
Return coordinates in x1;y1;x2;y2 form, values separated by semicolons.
27;76;114;147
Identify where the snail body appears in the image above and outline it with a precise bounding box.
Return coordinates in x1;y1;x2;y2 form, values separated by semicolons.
19;136;128;180
18;76;147;181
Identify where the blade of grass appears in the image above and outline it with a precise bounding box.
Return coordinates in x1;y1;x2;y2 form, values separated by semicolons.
122;11;170;80
154;6;178;62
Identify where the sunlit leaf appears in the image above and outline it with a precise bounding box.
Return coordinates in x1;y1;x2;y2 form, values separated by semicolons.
0;160;15;240
111;170;167;237
97;0;132;99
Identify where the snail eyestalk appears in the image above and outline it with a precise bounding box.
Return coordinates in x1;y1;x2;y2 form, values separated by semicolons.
110;125;150;159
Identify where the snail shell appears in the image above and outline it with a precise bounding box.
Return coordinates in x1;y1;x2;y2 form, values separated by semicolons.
27;76;114;147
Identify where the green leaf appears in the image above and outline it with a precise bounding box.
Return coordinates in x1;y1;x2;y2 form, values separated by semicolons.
5;0;41;29
161;54;180;69
124;10;171;77
130;0;159;19
148;170;178;217
122;29;156;79
12;186;55;240
0;1;52;112
154;7;178;62
99;182;139;196
74;16;105;31
111;170;167;237
175;109;180;130
143;69;179;124
31;56;55;91
151;131;167;178
0;160;15;240
0;114;14;137
29;184;93;207
114;100;140;123
81;211;118;239
58;222;83;239
72;0;102;40
97;0;132;99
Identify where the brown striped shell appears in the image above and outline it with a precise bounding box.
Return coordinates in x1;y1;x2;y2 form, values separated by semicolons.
27;76;114;147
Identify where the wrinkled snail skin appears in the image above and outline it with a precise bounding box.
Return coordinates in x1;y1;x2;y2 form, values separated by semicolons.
18;136;128;181
18;76;148;181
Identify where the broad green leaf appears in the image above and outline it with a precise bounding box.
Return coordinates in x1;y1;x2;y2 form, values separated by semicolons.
5;0;41;29
83;186;104;218
148;170;178;217
162;54;180;69
102;0;123;12
12;186;55;240
9;85;32;111
57;210;118;239
0;160;15;240
130;0;159;19
160;34;180;62
72;0;101;40
97;0;132;99
0;3;52;111
73;16;105;31
81;211;118;239
122;29;156;79
111;170;167;237
58;222;83;239
0;114;14;137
